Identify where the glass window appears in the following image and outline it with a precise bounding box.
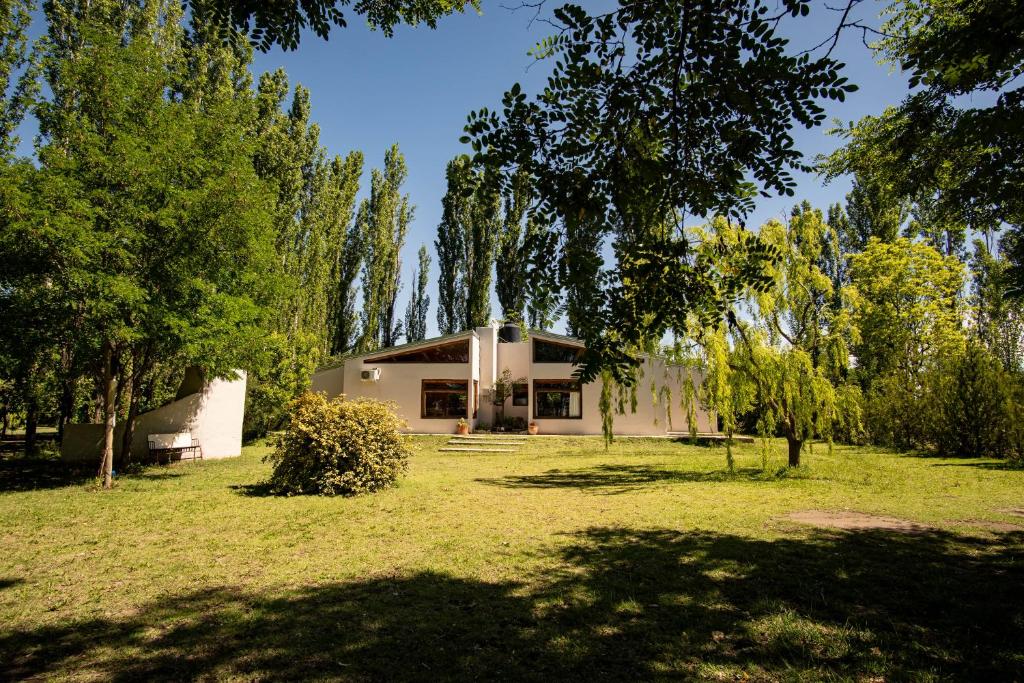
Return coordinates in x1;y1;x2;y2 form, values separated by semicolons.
368;339;470;363
534;380;582;419
422;380;469;418
533;339;583;363
512;383;528;407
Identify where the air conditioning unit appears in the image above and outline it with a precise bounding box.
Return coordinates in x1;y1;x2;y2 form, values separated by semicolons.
360;367;381;382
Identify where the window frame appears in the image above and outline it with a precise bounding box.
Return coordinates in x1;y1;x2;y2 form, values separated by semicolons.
532;338;584;364
366;339;471;364
533;379;583;420
421;379;470;419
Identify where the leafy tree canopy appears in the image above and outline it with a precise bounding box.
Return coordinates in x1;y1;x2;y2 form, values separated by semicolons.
190;0;478;51
465;1;855;383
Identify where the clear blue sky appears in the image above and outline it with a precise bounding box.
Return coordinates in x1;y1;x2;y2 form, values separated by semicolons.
16;2;910;338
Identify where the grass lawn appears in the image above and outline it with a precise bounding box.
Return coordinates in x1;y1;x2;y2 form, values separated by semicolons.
1;437;1023;681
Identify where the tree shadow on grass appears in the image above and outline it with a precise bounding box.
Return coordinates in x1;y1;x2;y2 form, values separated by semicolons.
230;482;277;497
0;456;94;493
2;527;1021;681
476;464;791;494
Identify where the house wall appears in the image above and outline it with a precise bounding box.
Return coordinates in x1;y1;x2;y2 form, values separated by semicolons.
62;371;247;462
309;364;344;396
494;340;530;425
344;337;479;434
308;330;717;437
475;326;498;427
529;350;716;436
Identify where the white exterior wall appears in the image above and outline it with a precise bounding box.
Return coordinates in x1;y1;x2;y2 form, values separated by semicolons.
309;330;717;436
62;370;247;462
495;341;531;425
341;334;479;434
309;364;344;396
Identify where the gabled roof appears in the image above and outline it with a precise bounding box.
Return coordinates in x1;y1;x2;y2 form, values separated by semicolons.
526;329;585;347
314;330;477;372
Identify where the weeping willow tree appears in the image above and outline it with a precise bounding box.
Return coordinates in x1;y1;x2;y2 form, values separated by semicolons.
686;205;863;468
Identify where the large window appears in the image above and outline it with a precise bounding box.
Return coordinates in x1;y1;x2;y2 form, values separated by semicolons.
534;380;582;419
512;382;528;407
367;339;470;364
533;338;583;363
422;380;469;418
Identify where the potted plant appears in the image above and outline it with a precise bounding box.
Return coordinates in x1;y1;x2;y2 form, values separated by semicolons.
527;421;539;436
456;418;470;435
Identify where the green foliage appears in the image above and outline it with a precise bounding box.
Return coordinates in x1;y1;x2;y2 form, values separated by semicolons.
266;392;410;496
688;205;861;466
403;245;431;343
358;143;412;351
490;367;525;427
191;0;477;51
847;237;966;386
935;340;1021;459
0;0;33;160
827;0;1024;290
495;168;532;324
972;239;1024;372
434;154;499;333
466;1;855;382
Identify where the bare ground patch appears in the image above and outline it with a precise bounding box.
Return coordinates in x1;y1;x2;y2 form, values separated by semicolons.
784;510;932;533
999;508;1024;518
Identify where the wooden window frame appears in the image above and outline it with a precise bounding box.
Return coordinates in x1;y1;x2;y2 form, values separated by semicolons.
421;379;470;419
532;338;584;363
533;379;583;420
366;339;471;364
512;382;528;407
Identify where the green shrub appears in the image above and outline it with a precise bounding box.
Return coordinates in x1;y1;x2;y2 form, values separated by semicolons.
265;392;410;495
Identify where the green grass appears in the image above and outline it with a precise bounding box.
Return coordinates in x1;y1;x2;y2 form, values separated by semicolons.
1;437;1022;681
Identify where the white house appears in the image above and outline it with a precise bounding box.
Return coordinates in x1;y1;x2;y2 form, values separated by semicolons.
310;323;716;436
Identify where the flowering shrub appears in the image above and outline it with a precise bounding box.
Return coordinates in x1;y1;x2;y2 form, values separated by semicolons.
266;392;410;495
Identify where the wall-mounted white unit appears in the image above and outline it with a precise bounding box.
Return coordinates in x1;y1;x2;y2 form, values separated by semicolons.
360;367;381;382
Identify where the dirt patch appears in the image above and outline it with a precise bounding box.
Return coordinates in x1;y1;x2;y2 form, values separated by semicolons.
1000;508;1024;518
785;510;931;533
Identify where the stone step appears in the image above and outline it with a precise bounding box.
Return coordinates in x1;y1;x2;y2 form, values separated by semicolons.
452;434;528;440
439;447;518;453
448;439;523;446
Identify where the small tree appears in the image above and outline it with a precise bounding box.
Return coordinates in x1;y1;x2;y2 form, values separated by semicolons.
689;205;861;467
490;368;525;430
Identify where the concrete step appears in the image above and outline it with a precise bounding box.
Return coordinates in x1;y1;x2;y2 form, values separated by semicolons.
452;434;528;440
439;447;518;453
448;439;523;446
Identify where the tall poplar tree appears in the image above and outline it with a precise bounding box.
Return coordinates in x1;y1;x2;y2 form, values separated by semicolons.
434;154;499;332
435;155;471;335
464;169;500;329
495;168;531;324
404;245;431;343
358;143;412;352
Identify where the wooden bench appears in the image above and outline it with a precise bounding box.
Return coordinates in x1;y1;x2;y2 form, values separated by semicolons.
147;432;202;464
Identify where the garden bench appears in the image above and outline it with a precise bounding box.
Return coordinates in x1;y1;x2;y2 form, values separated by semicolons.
147;432;201;463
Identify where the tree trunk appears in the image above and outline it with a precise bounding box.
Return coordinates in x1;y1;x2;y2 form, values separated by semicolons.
120;357;148;467
1;405;8;440
24;401;38;456
99;345;118;489
787;435;802;468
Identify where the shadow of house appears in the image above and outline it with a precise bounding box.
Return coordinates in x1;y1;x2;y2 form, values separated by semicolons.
2;527;1022;680
60;368;247;465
